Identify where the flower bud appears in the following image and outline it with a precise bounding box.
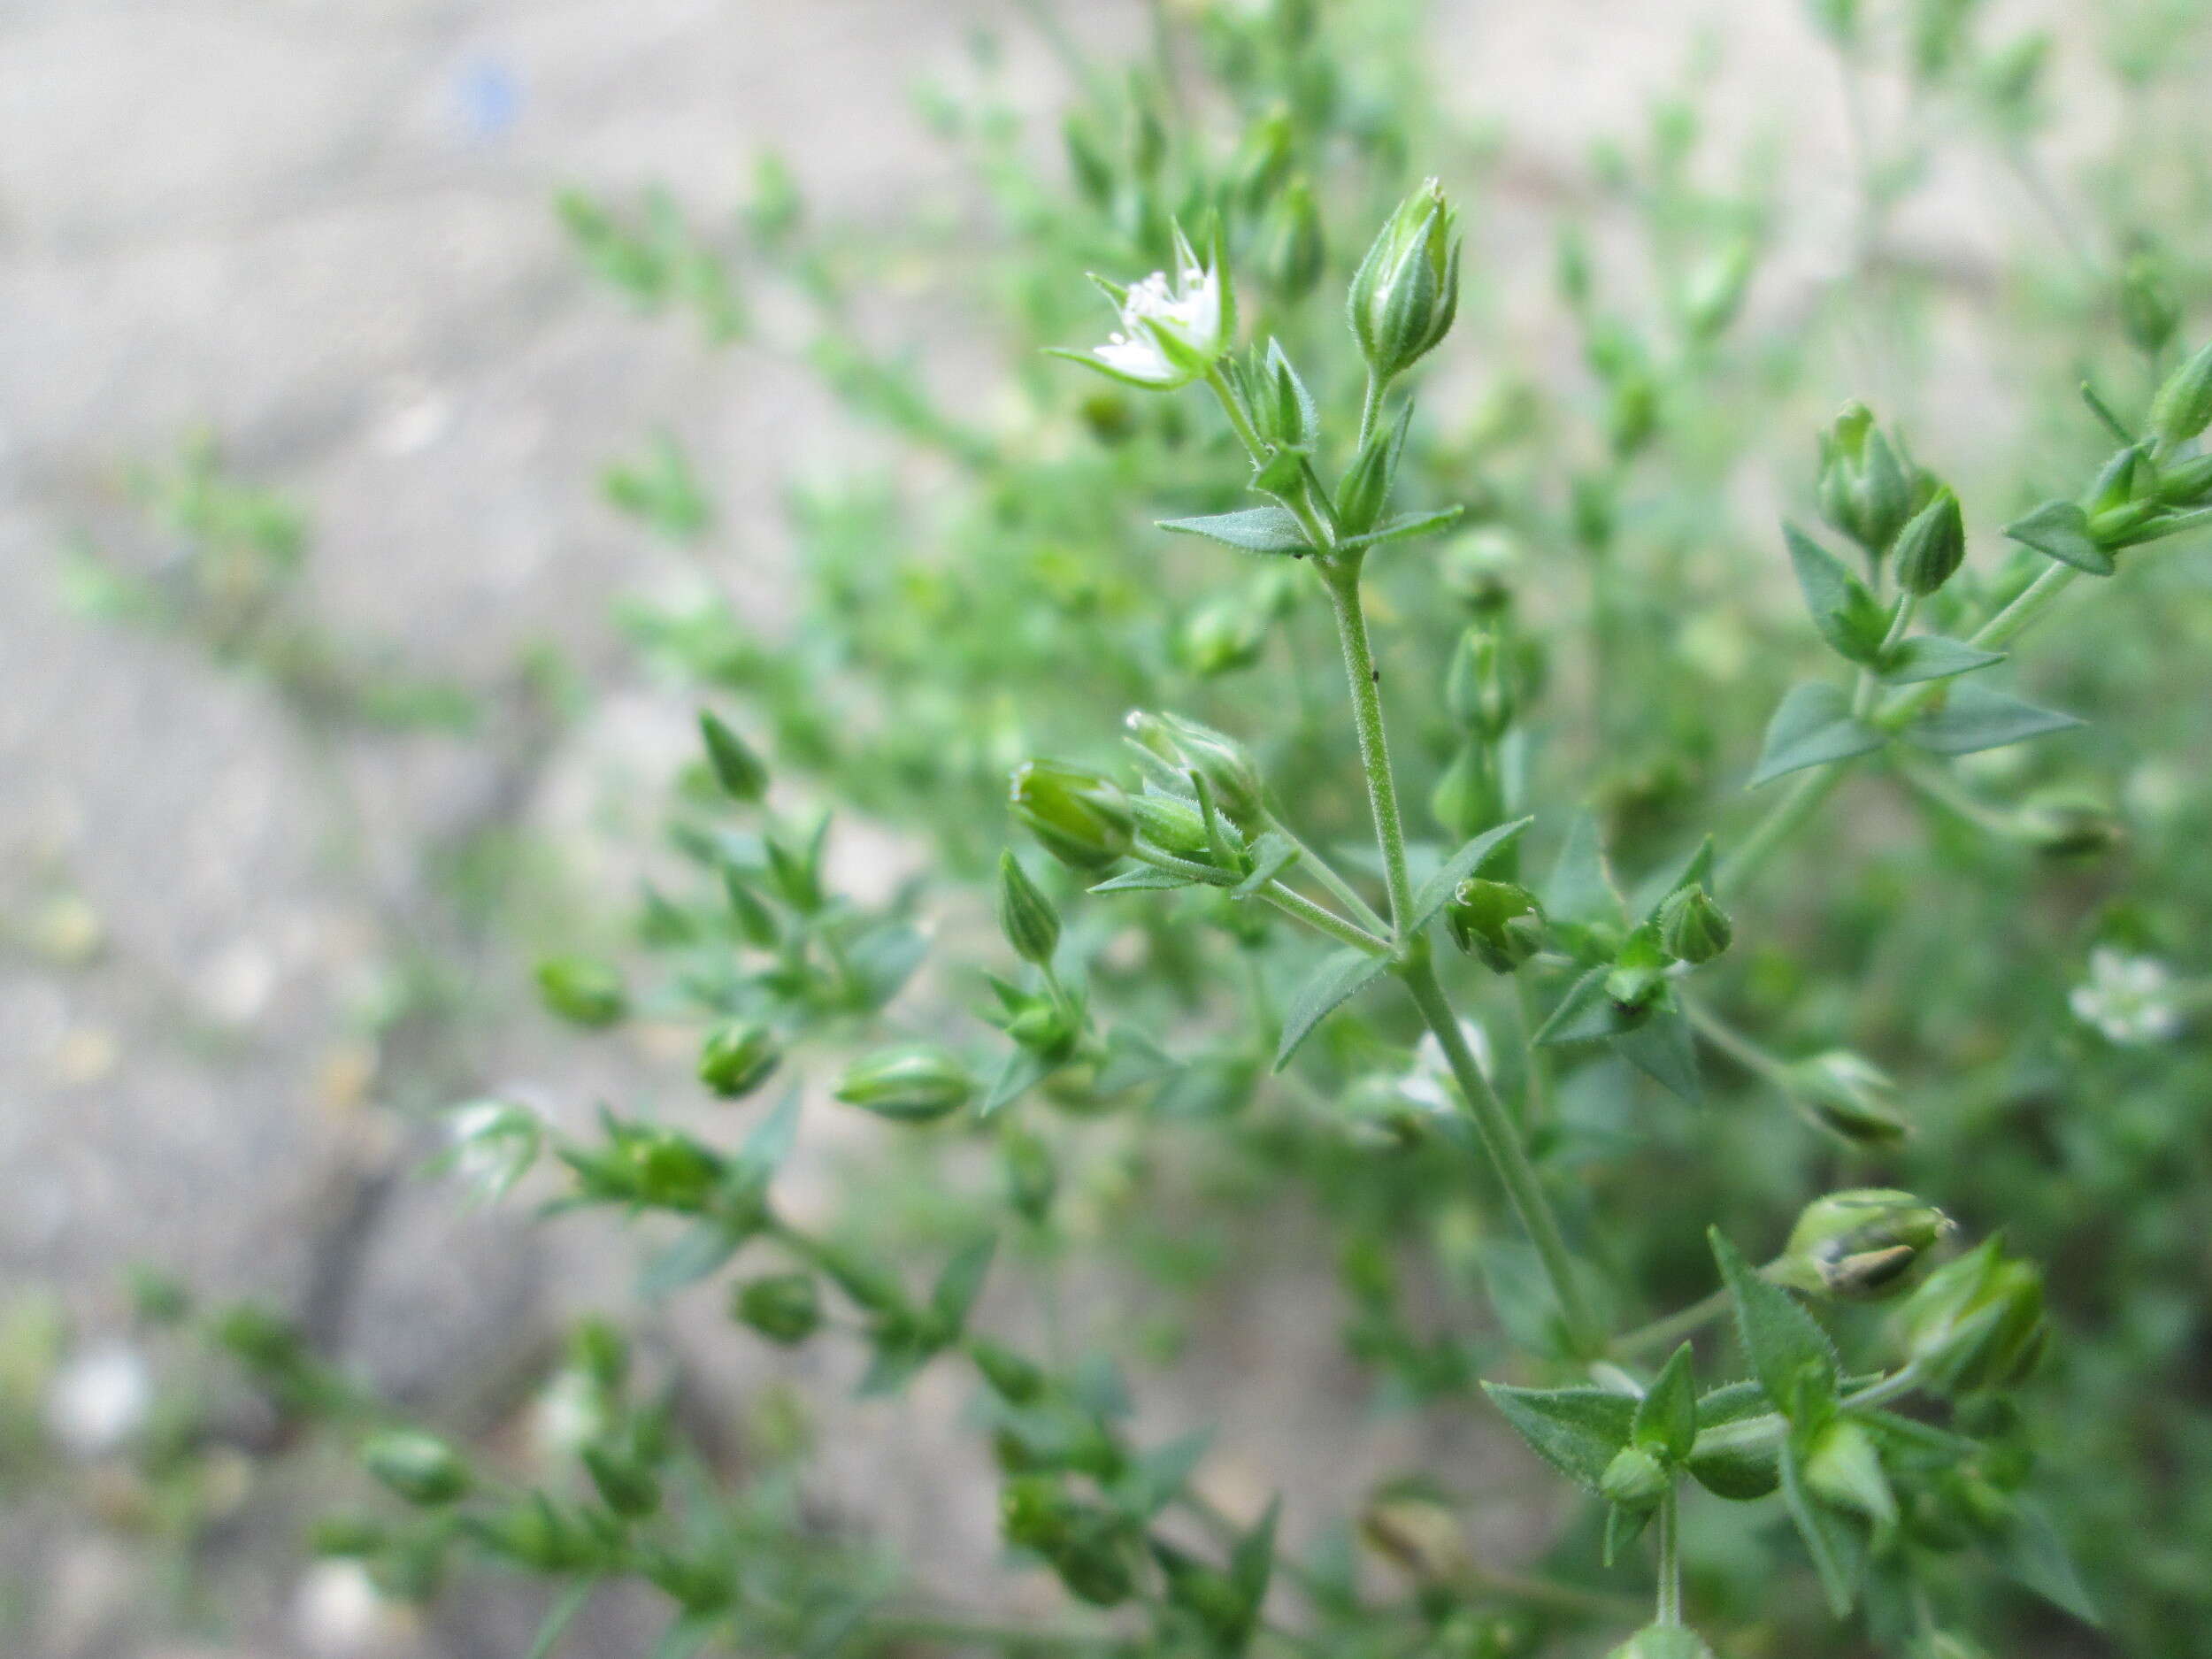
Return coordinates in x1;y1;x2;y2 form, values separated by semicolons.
1131;791;1215;860
2016;793;2124;859
1600;1445;1671;1513
833;1045;975;1124
363;1431;470;1507
1445;627;1516;740
1001;1128;1058;1223
1781;1188;1951;1302
1267;175;1326;300
1176;596;1268;678
1347;178;1462;383
1001;1475;1074;1553
2150;339;2212;447
1816;403;1914;559
696;1019;781;1099
1896;1238;2047;1395
2155;452;2212;508
1124;710;1267;826
1334;403;1409;537
1656;884;1732;964
1786;1050;1908;1145
1446;879;1545;973
1061;113;1115;206
970;1339;1047;1405
995;852;1062;967
1893;486;1966;595
1010;761;1135;871
1608;1624;1717;1659
732;1272;821;1345
535;955;626;1028
1682;236;1755;343
1431;742;1503;842
581;1441;662;1518
698;710;768;802
2120;251;2180;357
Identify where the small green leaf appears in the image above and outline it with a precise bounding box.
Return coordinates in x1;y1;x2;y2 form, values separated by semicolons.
2003;1495;2101;1626
638;1218;743;1299
984;1046;1056;1116
1125;1429;1215;1517
1902;682;2084;756
1091;865;1202;893
1333;504;1465;553
733;1087;803;1187
2004;499;2115;575
526;1580;598;1659
1612;1001;1701;1103
1534;966;1645;1047
1407;817;1533;935
1785;523;1889;664
1157;506;1312;556
1602;1502;1653;1566
1230;830;1301;899
1709;1229;1837;1418
1481;1384;1637;1492
1878;634;2005;686
1272;948;1393;1070
1748;682;1885;787
1780;1435;1863;1617
929;1236;996;1334
1542;811;1628;933
1634;1343;1700;1463
1094;1026;1177;1095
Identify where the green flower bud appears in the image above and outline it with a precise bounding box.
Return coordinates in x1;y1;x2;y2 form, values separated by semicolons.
1010;761;1135;871
1801;1417;1895;1526
363;1431;470;1507
1896;1238;2048;1395
1001;1475;1074;1553
1347;178;1462;383
1781;1188;1952;1302
1177;595;1268;677
2156;451;2212;508
2015;794;2124;859
1446;879;1546;973
2149;339;2212;447
1682;236;1755;343
697;710;768;802
1001;1129;1058;1223
1003;999;1078;1059
1268;174;1326;300
572;1318;628;1393
1893;485;1967;595
834;1045;975;1124
1607;1624;1717;1659
1786;1050;1908;1145
1431;741;1503;841
1131;791;1214;859
1606;371;1660;458
2120;251;2180;357
1816;403;1914;559
621;1128;724;1210
696;1019;781;1099
1124;710;1267;826
478;1494;592;1572
971;1339;1047;1404
1605;928;1671;1012
1600;1445;1671;1512
995;852;1062;967
1061;113;1115;207
1446;627;1516;740
1655;884;1732;964
309;1513;389;1558
535;955;627;1028
581;1441;662;1518
732;1272;821;1345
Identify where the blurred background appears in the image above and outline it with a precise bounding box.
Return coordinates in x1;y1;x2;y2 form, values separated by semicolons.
4;1;2207;1656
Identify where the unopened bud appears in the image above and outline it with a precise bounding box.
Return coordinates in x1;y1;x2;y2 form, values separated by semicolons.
1177;596;1268;678
581;1442;661;1518
1445;627;1516;740
2120;252;2180;357
364;1431;469;1507
1683;237;1755;342
1131;791;1215;859
2150;340;2212;447
698;710;768;803
1608;1625;1717;1659
697;1019;780;1099
1782;1188;1951;1302
1786;1050;1908;1145
995;852;1062;966
1010;761;1135;871
1656;884;1732;964
1816;403;1914;559
1347;179;1462;382
1268;175;1326;300
1893;486;1967;595
732;1273;821;1345
1001;1128;1058;1223
2155;452;2212;509
535;956;627;1028
2016;793;2124;859
1124;710;1268;826
1431;742;1503;842
834;1046;975;1124
1446;879;1545;973
1896;1238;2047;1395
1600;1445;1670;1512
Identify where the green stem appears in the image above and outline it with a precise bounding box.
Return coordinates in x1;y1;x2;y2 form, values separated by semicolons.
1266;815;1392;936
1717;763;1854;894
1689;1364;1924;1457
1403;956;1605;1358
1611;1286;1732;1362
1356;370;1386;450
1321;560;1416;934
1264;880;1393;956
1655;1489;1684;1625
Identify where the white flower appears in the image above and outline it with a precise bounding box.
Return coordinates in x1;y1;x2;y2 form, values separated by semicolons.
1397;1019;1494;1113
45;1341;151;1457
2070;948;2181;1045
292;1559;390;1658
443;1097;541;1202
1057;227;1235;389
533;1366;606;1461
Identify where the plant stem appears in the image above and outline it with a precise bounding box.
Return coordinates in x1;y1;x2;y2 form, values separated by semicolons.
1655;1489;1684;1625
1320;559;1416;934
1266;815;1392;936
1264;880;1392;955
1717;763;1854;894
1611;1286;1732;1361
1402;956;1604;1357
1356;370;1386;450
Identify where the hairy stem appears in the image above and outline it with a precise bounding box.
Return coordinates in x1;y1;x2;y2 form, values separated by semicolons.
1321;560;1416;934
1655;1489;1684;1625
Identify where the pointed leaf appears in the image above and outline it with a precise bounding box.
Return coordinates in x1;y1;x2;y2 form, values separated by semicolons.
1780;1435;1863;1617
1231;1498;1281;1608
1094;1026;1178;1095
1407;817;1534;935
1903;682;2084;756
983;1046;1055;1117
1333;504;1465;553
2003;1495;2101;1625
1127;1428;1215;1517
1634;1343;1700;1463
1709;1229;1837;1417
1749;682;1885;787
733;1087;802;1186
1157;506;1312;556
1878;634;2006;685
1543;811;1627;932
930;1236;996;1333
2004;499;2114;575
1534;966;1645;1047
1785;523;1889;664
1231;830;1301;899
1481;1384;1637;1492
1603;1502;1653;1567
1272;948;1393;1071
526;1580;598;1659
1613;1001;1701;1103
1091;865;1201;893
638;1218;742;1300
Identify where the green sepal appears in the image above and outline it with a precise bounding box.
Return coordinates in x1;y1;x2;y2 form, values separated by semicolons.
1272;948;1394;1070
1091;864;1201;893
1878;634;2005;685
1748;682;1886;787
1407;817;1533;935
1480;1383;1636;1492
1785;523;1891;664
1603;1502;1654;1567
1230;830;1301;898
1633;1342;1701;1463
1157;506;1313;557
1901;683;2083;756
2003;499;2114;575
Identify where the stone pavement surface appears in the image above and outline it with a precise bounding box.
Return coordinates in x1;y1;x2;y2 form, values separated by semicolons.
0;1;2085;1654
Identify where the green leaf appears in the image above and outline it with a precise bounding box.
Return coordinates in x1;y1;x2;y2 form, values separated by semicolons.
2004;499;2114;575
1902;681;2084;756
2003;1496;2101;1626
984;1046;1056;1117
1230;1498;1280;1610
1878;634;2005;686
1785;523;1889;664
1534;966;1646;1047
930;1236;996;1334
1709;1230;1837;1418
1542;811;1627;933
1091;865;1201;893
1780;1435;1863;1617
639;1218;743;1300
1612;1001;1701;1103
1272;948;1393;1071
1125;1428;1215;1518
733;1087;802;1187
1230;830;1301;899
1748;682;1885;787
1481;1383;1636;1492
649;1612;725;1659
1094;1026;1178;1095
1603;1502;1653;1567
1407;817;1533;935
1333;504;1465;553
1634;1343;1700;1463
1157;506;1312;556
526;1580;598;1659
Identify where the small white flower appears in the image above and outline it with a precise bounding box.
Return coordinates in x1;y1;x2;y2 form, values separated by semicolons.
2070;947;2181;1046
1057;227;1235;390
443;1097;541;1202
292;1558;388;1658
1397;1019;1494;1113
45;1341;151;1458
533;1366;606;1461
